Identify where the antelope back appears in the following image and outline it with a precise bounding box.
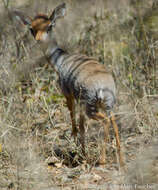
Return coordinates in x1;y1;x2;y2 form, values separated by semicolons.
14;3;116;115
56;53;116;113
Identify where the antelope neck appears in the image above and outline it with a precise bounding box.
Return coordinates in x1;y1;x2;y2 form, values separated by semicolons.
43;37;66;72
48;47;65;64
46;46;66;73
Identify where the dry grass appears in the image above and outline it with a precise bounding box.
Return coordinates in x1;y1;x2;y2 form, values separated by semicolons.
125;140;158;188
0;0;158;189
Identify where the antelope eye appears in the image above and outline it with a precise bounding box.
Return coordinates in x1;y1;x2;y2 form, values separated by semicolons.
46;25;52;33
30;28;35;37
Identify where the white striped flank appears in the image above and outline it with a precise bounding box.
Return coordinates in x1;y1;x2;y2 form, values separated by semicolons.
14;3;124;167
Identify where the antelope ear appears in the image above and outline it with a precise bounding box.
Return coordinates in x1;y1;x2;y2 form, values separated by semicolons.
13;10;32;26
49;3;66;25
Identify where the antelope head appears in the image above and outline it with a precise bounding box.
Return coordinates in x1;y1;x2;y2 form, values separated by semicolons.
14;3;66;42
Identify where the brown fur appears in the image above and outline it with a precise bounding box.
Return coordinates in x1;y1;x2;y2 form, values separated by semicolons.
14;3;124;167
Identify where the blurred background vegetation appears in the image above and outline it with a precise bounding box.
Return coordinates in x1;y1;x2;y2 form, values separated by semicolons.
0;0;158;189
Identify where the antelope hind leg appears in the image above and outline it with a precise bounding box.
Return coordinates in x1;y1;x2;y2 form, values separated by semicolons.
92;112;110;165
110;112;124;167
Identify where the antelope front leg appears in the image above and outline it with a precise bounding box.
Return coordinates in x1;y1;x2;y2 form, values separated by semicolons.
110;112;124;167
79;105;85;156
66;97;78;142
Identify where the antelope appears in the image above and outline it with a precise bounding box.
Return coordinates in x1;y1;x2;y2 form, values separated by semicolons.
14;3;124;166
